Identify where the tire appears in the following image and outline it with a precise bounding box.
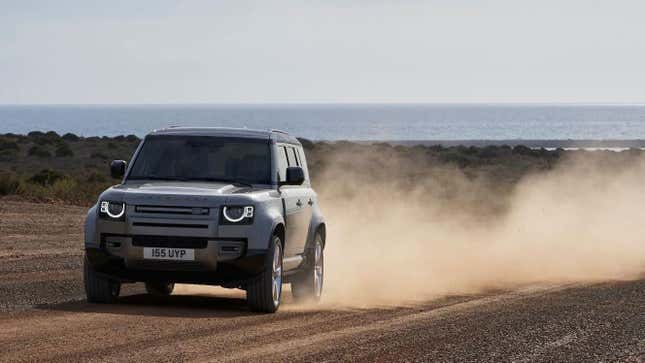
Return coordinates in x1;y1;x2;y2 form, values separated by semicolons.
247;235;283;313
84;254;121;304
291;233;324;303
145;282;175;296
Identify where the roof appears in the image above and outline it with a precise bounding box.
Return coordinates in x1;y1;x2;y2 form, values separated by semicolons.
148;127;301;144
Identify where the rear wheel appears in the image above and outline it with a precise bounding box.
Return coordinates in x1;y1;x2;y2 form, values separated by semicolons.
145;282;175;296
292;233;324;303
247;235;283;313
84;254;121;304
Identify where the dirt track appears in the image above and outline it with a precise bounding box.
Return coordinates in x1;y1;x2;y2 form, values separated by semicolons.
0;199;643;362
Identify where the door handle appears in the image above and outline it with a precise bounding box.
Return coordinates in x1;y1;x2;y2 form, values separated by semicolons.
296;199;303;207
308;199;314;206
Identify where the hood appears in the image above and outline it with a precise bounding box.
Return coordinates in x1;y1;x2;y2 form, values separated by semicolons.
100;181;267;207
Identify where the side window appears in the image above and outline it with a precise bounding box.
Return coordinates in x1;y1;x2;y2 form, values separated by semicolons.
276;145;289;182
276;144;308;183
287;147;299;166
295;146;309;182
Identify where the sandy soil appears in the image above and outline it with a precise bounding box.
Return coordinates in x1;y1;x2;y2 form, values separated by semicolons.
0;200;643;362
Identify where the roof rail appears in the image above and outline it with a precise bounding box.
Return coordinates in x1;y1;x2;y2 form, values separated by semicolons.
270;129;290;135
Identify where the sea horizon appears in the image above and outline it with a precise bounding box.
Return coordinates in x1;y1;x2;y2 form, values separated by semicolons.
2;103;645;142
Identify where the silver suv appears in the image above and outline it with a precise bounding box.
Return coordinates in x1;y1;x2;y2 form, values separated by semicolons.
83;127;326;313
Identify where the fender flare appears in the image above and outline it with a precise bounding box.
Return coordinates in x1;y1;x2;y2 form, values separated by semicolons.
84;204;99;248
269;217;286;248
305;215;326;251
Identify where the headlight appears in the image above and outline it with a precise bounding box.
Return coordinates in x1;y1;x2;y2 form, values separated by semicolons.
99;201;126;220
221;206;254;224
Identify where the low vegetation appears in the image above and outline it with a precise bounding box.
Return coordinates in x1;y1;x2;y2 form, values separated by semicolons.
0;131;642;206
0;132;140;204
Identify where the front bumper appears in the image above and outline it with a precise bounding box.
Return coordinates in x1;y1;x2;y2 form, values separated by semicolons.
86;236;267;286
84;203;276;285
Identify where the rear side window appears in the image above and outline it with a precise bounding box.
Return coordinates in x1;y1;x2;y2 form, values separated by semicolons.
276;145;289;182
276;143;309;183
287;147;300;166
295;146;309;182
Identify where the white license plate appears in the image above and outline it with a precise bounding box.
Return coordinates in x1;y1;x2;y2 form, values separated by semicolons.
143;247;195;261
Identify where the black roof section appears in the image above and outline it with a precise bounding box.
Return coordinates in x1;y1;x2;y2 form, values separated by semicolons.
149;127;301;145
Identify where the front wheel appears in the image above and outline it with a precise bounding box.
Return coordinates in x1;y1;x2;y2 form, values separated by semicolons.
246;235;283;313
291;233;324;303
84;254;121;304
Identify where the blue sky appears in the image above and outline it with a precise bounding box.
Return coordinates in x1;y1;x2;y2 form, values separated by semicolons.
2;0;644;104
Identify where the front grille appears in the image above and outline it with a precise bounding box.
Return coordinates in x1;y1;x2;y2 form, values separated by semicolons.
135;205;210;215
132;235;209;249
129;260;206;272
132;222;209;229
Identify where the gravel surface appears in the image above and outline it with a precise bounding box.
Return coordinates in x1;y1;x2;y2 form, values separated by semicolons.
0;200;643;362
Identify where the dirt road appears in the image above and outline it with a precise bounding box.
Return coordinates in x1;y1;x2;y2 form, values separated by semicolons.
0;200;643;362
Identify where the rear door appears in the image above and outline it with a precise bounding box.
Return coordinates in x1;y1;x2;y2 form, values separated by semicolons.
277;144;312;258
294;145;316;249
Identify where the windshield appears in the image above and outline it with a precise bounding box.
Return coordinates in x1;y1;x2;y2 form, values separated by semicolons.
127;135;271;185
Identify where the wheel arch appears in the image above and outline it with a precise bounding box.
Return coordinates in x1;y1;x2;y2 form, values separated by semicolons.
273;222;285;245
84;204;99;248
305;216;326;251
316;223;326;249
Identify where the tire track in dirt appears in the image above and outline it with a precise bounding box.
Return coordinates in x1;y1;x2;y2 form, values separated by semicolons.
0;292;481;363
1;200;643;363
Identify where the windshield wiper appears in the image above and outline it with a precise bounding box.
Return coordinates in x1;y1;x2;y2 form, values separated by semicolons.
186;177;254;188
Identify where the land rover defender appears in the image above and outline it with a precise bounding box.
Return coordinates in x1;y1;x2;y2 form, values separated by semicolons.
83;127;326;313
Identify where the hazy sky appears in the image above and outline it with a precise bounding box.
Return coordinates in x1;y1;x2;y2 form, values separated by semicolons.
2;0;645;104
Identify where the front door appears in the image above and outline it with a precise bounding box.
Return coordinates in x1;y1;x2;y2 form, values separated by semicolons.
281;187;312;257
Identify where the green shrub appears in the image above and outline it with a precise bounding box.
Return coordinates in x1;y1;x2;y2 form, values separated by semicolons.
0;174;19;195
439;151;474;167
90;151;109;160
55;143;74;157
0;139;19;151
35;137;54;145
463;146;479;155
0;135;20;161
12;175;107;204
86;170;107;183
0;150;18;162
512;145;533;156
478;146;503;159
28;131;60;145
50;178;81;202
28;145;51;158
62;133;80;142
53;178;110;204
15;181;48;201
28;169;65;186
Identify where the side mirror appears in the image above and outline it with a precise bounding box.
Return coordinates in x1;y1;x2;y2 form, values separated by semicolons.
110;160;127;179
284;166;305;185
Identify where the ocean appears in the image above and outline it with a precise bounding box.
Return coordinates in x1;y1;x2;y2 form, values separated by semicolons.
1;104;645;141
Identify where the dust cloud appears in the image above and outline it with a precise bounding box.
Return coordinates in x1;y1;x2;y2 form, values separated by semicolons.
176;147;645;308
316;148;645;307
